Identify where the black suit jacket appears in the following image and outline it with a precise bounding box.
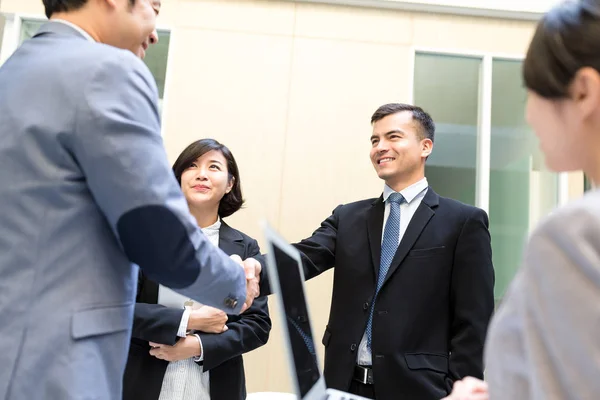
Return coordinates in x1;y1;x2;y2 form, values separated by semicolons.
261;188;494;400
123;222;271;400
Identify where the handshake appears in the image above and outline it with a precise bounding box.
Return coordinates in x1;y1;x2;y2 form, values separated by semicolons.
230;254;262;313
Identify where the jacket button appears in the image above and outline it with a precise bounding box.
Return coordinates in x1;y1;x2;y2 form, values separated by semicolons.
363;302;369;310
350;343;357;352
224;297;238;309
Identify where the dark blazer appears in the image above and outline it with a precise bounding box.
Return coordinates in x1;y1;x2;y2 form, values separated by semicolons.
261;187;494;400
123;222;271;400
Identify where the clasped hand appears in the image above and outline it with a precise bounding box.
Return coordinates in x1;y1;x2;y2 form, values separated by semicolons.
441;377;489;400
149;335;200;362
230;255;261;312
188;305;228;333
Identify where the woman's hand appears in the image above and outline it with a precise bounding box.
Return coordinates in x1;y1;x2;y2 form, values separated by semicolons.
149;335;201;362
188;305;228;333
441;377;489;400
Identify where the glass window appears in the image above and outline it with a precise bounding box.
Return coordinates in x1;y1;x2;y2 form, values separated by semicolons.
19;19;170;99
414;52;481;206
0;14;7;54
144;30;170;99
20;19;44;41
414;53;560;303
584;175;593;191
489;59;558;301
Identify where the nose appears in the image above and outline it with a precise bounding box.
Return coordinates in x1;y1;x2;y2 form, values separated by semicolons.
195;168;208;180
375;138;389;153
149;29;159;46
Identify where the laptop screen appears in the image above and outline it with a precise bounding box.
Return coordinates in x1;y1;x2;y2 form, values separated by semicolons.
272;243;321;398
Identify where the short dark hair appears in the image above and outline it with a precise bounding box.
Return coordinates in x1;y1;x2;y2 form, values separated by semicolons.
371;103;435;143
172;139;245;219
523;0;600;99
42;0;136;18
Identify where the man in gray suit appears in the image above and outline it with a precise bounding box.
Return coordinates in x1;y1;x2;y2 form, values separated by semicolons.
0;0;261;399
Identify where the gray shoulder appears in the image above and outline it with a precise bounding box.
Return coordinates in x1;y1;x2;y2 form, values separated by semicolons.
77;43;157;92
334;197;380;214
527;190;600;277
438;195;488;219
536;190;600;236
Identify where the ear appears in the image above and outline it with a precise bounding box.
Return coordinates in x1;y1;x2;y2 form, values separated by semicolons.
225;176;235;194
100;0;119;10
421;138;433;159
570;67;600;120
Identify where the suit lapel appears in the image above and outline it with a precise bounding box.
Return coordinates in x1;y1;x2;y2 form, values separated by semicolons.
381;188;439;287
367;196;385;278
218;221;245;258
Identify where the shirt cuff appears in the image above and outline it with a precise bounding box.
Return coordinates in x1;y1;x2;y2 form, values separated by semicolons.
177;308;191;338
193;334;204;363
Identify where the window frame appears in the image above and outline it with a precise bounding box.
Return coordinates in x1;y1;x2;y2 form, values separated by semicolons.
408;47;570;214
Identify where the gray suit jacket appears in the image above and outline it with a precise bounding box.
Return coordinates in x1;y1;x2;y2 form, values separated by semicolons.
485;188;600;399
0;22;246;400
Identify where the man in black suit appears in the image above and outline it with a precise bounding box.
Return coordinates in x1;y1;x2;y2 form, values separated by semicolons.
123;222;271;400
261;103;494;400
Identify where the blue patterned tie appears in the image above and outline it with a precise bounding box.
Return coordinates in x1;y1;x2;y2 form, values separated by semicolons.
366;192;404;350
288;317;316;355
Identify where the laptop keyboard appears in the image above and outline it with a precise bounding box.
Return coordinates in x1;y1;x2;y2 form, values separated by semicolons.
325;390;369;400
326;395;362;400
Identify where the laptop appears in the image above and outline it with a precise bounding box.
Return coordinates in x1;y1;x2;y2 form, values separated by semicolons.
262;221;370;400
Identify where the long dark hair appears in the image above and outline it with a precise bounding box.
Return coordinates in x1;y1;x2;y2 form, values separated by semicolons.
523;0;600;99
172;139;244;218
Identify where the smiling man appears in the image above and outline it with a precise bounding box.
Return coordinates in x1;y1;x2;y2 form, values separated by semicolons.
262;103;495;400
0;1;261;399
136;0;160;59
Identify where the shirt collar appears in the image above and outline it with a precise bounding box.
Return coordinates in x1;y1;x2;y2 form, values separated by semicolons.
383;177;428;204
51;19;96;42
201;217;222;232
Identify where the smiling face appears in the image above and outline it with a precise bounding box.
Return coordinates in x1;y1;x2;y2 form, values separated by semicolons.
369;111;432;190
134;0;161;59
180;150;234;212
525;68;600;179
102;0;157;58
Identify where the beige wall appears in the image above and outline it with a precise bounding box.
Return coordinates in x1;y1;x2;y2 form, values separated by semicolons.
0;12;4;50
158;1;540;394
0;0;585;394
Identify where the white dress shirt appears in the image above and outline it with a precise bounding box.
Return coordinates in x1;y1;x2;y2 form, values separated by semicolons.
357;178;429;366
157;219;222;400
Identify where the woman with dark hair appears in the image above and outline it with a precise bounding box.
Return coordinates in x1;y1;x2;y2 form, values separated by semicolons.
122;139;271;400
444;1;600;399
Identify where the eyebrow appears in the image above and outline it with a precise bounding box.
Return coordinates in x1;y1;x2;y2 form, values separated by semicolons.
370;129;405;141
209;160;224;165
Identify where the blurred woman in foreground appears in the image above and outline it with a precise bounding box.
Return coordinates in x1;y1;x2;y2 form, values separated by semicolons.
444;1;600;399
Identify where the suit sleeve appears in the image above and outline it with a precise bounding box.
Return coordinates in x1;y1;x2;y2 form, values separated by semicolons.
448;207;495;385
199;239;272;371
68;51;245;313
260;206;340;296
131;303;186;346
